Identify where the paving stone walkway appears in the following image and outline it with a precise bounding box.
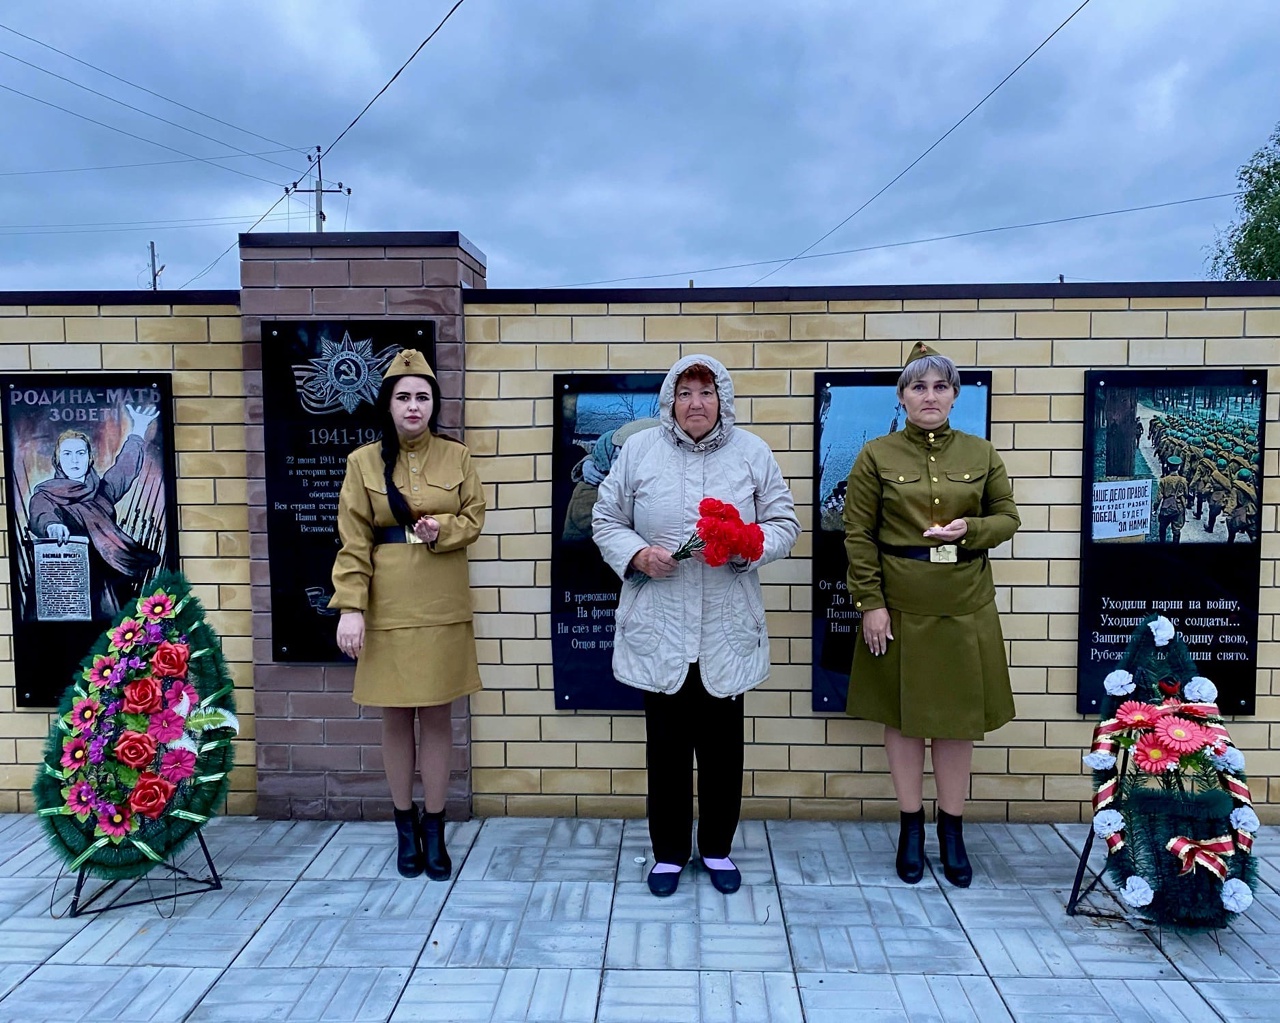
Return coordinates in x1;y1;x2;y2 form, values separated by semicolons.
0;813;1274;1021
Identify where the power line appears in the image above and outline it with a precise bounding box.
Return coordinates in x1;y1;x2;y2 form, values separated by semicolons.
751;0;1093;285
0;149;300;178
0;80;287;187
0;21;295;151
0;212;298;238
551;192;1241;288
0;46;306;175
179;190;293;289
0;211;299;233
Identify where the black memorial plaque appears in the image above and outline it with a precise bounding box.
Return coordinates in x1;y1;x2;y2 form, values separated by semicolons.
262;320;436;662
1;373;180;706
551;373;664;710
811;370;991;712
1077;369;1265;715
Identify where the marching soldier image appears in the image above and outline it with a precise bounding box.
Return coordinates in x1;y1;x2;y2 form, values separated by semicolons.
1156;455;1189;544
1188;446;1216;520
1206;457;1237;533
1227;469;1258;543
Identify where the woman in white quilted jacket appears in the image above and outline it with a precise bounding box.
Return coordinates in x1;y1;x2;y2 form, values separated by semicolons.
593;354;800;897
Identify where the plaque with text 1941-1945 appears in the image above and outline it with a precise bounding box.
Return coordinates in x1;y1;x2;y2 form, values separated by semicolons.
262;320;436;662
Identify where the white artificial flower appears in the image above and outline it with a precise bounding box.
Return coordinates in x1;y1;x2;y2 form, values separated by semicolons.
1083;751;1117;771
1092;809;1125;838
1104;670;1136;696
1211;746;1247;774
1221;878;1254;914
169;735;199;755
1184;676;1218;703
1230;807;1261;834
1148;616;1176;647
1120;875;1154;907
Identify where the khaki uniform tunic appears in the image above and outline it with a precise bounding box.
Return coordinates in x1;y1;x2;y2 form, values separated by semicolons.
843;421;1020;739
330;433;485;707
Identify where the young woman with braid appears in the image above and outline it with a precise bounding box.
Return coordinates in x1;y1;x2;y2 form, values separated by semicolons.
329;349;485;879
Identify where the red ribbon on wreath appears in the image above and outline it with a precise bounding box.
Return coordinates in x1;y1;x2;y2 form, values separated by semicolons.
1166;834;1235;879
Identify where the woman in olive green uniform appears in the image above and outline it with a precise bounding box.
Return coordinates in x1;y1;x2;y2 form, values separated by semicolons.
843;342;1019;887
330;349;484;880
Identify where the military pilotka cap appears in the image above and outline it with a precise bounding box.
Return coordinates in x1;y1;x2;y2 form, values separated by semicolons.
905;341;942;366
383;348;436;382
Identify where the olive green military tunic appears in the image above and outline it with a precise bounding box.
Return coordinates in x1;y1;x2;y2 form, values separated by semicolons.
843;421;1020;739
330;432;485;707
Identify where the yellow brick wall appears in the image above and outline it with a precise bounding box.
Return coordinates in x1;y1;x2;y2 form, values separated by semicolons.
462;293;1280;823
0;301;255;814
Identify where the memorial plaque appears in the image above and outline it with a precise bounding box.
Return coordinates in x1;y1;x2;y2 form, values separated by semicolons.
811;370;991;712
261;320;436;662
1;373;179;706
551;373;663;710
1077;369;1265;714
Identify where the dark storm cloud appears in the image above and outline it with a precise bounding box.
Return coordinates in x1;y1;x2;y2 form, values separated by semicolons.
0;1;1277;291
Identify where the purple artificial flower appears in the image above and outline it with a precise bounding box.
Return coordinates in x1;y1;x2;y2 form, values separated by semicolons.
65;781;95;816
88;733;109;765
142;622;165;646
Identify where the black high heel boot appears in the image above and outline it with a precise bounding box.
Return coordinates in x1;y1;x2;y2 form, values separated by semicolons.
419;809;453;881
393;805;425;878
896;809;925;884
936;809;972;888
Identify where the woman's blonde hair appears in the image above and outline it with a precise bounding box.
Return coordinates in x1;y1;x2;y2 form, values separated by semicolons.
897;354;961;398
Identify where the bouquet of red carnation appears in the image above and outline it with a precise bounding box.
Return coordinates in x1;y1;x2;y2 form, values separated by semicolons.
672;498;767;567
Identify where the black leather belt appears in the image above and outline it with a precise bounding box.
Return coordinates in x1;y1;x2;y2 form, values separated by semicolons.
374;525;421;545
879;542;981;563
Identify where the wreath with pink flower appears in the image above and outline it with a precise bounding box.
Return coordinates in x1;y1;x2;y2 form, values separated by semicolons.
1085;613;1257;928
33;572;237;879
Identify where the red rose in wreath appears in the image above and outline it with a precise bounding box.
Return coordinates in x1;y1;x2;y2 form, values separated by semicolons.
122;677;164;715
114;730;157;769
151;641;190;678
128;772;176;819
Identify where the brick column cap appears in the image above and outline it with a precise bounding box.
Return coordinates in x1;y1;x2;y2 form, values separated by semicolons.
241;231;487;268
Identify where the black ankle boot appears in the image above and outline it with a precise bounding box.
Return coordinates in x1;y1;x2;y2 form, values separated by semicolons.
936;809;972;888
393;805;425;878
896;809;925;884
419;809;452;881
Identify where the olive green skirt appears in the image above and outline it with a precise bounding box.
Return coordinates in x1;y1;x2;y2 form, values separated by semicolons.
353;621;482;708
847;601;1014;740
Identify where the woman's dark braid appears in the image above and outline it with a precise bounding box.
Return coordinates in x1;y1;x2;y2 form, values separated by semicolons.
380;420;414;526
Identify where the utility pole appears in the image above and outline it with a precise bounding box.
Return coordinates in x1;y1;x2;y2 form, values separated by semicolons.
308;145;351;233
148;241;165;290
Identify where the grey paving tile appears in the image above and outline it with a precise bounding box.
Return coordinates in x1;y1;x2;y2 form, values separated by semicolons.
0;915;91;965
188;818;339;880
1159;926;1280;982
0;962;36;1001
1190;981;1280;1021
767;820;941;888
607;882;790;971
597;970;802;1023
0;963;221;1022
0;815;42;861
780;884;982;974
270;877;450;920
190;966;410;1022
0;832;65;879
420;880;613;969
796;973;1013;1023
301;819;480;881
461;818;622;881
393;967;600;1022
994;978;1221;1023
619;818;775;886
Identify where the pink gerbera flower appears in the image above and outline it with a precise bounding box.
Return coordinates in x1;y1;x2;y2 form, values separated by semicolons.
1154;715;1208;754
110;618;146;653
70;697;101;733
84;654;120;689
164;680;200;716
59;736;89;772
1133;736;1177;774
1115;701;1166;730
137;590;176;623
159;747;197;783
65;781;95;816
147;708;185;744
96;804;132;838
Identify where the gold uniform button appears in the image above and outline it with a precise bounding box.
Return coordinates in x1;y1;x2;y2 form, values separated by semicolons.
898;475;905;482
928;433;935;440
963;473;971;480
932;477;938;482
933;498;940;505
929;456;936;462
412;486;420;492
412;467;419;473
961;539;967;544
855;601;862;608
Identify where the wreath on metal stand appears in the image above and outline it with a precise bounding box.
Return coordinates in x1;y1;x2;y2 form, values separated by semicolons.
32;571;236;916
1069;613;1258;932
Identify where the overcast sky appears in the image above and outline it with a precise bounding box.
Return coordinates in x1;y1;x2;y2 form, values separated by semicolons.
1;1;1277;293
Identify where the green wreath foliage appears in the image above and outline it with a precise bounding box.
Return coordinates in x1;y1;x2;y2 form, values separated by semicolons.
32;571;236;880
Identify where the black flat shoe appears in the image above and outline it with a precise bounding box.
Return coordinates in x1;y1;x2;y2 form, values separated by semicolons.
896;808;925;885
937;809;973;888
647;867;682;897
703;861;741;894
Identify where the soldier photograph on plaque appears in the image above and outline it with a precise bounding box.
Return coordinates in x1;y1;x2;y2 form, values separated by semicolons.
0;373;179;706
261;320;436;662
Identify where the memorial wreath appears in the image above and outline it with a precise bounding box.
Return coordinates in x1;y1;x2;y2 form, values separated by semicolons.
33;572;237;879
1086;613;1258;928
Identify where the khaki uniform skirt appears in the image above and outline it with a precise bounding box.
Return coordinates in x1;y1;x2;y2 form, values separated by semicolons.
353;622;483;708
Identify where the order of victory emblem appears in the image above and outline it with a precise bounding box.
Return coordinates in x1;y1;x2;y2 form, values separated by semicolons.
292;333;401;414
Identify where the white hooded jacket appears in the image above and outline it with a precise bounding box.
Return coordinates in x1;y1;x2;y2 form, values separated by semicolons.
592;354;801;697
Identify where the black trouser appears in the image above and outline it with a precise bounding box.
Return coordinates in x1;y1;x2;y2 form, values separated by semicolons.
643;662;744;865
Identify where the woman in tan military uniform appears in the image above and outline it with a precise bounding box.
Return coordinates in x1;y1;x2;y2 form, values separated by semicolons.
330;349;484;880
843;343;1019;888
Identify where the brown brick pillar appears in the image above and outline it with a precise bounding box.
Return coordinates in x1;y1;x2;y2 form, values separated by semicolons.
240;231;487;821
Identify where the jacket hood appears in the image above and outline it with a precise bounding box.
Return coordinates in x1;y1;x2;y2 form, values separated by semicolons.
659;353;736;452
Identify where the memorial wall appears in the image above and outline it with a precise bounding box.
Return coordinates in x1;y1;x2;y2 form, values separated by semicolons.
0;236;1276;825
